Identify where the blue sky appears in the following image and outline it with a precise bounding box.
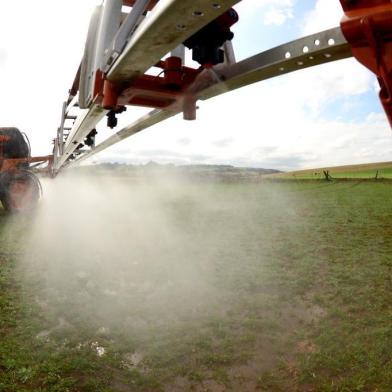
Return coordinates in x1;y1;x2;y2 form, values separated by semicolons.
0;0;390;171
232;0;381;123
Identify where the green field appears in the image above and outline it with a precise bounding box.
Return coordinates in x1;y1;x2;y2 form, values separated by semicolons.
1;178;392;391
268;161;392;180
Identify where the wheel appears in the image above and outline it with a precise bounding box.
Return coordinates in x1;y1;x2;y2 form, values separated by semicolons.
0;171;41;213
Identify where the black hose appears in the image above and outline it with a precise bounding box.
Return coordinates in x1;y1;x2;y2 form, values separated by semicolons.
21;132;32;159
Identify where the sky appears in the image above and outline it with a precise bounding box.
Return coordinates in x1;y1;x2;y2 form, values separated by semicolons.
0;0;390;171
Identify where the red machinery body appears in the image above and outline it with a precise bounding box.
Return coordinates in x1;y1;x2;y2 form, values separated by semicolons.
93;7;239;125
0;128;53;213
340;0;392;126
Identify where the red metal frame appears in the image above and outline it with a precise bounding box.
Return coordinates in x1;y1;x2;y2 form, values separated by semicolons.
94;56;201;112
0;133;53;179
340;0;392;127
88;6;238;120
97;2;392;125
0;155;53;175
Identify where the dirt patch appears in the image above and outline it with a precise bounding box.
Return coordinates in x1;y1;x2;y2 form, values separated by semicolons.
296;340;318;354
165;377;227;392
164;298;327;391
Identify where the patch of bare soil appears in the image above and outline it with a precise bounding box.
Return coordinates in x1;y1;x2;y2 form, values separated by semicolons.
164;299;326;391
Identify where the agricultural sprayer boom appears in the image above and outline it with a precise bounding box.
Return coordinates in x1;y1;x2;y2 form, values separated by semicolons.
50;0;392;173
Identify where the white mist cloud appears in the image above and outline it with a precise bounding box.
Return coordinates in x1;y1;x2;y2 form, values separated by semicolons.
22;174;276;329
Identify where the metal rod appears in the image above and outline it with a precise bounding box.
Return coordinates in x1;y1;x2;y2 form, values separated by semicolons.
200;27;352;101
65;94;79;115
171;44;185;62
59;102;66;156
223;41;236;65
103;0;151;72
71;109;176;165
54;105;107;170
95;0;123;71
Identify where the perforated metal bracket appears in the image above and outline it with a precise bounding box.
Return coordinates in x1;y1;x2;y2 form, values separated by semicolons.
200;27;351;100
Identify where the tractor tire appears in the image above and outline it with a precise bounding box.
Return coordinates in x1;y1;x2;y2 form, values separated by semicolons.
0;171;41;213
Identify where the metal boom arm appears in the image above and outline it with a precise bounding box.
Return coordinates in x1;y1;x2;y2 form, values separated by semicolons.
72;27;351;166
54;0;240;171
53;0;392;173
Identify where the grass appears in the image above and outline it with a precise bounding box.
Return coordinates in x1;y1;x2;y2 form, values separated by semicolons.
268;160;392;180
0;180;392;390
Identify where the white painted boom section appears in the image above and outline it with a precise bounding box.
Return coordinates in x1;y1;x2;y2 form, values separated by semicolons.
107;0;241;83
55;105;107;170
72;109;176;165
56;0;241;171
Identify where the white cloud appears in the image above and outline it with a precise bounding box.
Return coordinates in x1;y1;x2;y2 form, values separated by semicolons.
0;0;100;155
373;79;381;94
297;0;376;115
302;0;343;35
235;0;294;26
0;48;6;67
282;59;373;116
264;8;293;26
237;0;293;7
